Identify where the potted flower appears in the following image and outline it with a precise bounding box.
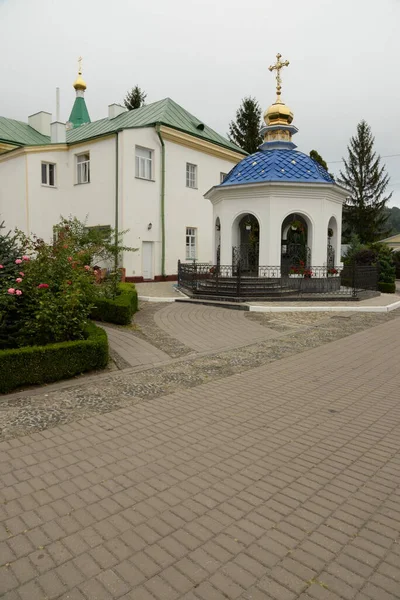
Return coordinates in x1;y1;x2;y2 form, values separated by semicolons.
327;267;339;277
290;220;304;232
289;265;302;278
303;268;313;279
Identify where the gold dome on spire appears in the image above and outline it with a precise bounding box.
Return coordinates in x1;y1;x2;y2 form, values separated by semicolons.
264;53;293;126
73;56;87;91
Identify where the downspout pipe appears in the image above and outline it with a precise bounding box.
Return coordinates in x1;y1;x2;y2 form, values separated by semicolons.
114;131;119;273
156;123;166;278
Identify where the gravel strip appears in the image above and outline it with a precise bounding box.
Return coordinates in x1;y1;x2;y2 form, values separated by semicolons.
0;309;399;440
131;302;194;358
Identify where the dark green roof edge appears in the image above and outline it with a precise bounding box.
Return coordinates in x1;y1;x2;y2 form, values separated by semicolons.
67;122;247;155
1;98;246;156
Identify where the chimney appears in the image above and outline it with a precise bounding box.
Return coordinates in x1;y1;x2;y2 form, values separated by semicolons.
28;111;52;136
51;121;66;143
108;103;127;119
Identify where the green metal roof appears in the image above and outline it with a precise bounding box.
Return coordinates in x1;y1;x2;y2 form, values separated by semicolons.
0;98;246;155
0;116;50;146
67;98;245;153
68;97;91;129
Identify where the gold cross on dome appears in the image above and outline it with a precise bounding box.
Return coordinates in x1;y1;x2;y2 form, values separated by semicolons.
268;53;290;100
78;56;83;75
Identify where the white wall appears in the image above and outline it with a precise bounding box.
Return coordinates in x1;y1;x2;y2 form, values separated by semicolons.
0;155;27;233
25;138;116;243
0;130;241;278
164;140;236;275
119;128;162;279
210;183;346;268
119;129;239;278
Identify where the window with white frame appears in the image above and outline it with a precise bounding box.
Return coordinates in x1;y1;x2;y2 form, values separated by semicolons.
76;153;90;184
135;146;153;180
220;172;227;183
186;227;197;260
186;163;197;188
41;162;56;187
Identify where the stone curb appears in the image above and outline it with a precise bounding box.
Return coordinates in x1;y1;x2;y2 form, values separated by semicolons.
138;295;400;313
248;299;400;313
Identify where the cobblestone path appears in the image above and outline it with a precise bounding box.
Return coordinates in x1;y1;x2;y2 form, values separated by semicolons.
1;316;400;599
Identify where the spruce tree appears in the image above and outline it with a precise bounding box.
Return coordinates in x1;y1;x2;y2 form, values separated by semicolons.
123;85;147;111
338;120;391;243
228;97;263;154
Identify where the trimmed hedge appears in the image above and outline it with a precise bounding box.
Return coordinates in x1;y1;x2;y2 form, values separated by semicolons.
0;323;108;394
90;283;138;325
378;282;396;294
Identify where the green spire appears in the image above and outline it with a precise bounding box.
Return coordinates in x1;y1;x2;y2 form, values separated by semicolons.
68;58;91;129
68;96;91;128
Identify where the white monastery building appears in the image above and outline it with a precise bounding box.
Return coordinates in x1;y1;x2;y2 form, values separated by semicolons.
0;63;245;280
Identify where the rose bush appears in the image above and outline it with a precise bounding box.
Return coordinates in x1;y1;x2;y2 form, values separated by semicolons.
1;216;137;350
1;227;96;349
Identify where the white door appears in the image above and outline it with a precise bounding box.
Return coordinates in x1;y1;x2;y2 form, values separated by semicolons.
142;241;154;280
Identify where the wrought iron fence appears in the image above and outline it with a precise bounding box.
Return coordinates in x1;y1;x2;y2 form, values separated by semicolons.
177;261;379;299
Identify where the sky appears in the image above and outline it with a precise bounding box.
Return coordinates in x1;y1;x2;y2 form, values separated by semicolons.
1;0;399;206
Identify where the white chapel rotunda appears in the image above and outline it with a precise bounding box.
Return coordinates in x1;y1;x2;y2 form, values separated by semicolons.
205;53;348;274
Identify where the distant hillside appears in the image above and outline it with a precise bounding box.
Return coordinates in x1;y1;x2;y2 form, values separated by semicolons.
385;206;400;235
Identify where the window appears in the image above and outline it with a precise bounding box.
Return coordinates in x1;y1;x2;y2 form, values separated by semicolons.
76;153;90;184
135;146;153;180
41;162;56;187
186;163;197;188
220;172;227;183
186;227;197;260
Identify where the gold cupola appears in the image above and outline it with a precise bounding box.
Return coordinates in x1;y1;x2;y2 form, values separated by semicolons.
259;53;298;150
73;56;87;91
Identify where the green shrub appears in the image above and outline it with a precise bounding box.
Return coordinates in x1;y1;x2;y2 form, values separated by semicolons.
0;323;108;394
378;282;396;294
90;283;138;325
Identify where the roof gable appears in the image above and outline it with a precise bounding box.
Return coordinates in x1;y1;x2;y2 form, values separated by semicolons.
0;98;245;156
66;98;245;154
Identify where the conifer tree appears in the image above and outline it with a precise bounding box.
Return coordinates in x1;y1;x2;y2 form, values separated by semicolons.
123;85;147;111
228;97;263;154
338;120;391;243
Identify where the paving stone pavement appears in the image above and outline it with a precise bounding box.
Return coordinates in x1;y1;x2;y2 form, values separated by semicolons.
1;317;400;599
103;325;171;368
154;303;279;352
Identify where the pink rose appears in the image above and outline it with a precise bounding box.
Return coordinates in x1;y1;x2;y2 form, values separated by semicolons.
8;288;15;294
67;257;72;262
22;255;30;261
15;259;22;264
19;272;25;277
37;283;49;289
16;278;22;283
16;290;22;296
0;265;3;269
84;265;90;271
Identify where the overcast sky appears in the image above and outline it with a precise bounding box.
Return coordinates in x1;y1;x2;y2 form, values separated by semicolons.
1;0;399;206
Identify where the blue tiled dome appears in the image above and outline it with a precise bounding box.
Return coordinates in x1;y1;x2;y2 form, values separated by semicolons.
221;150;334;186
